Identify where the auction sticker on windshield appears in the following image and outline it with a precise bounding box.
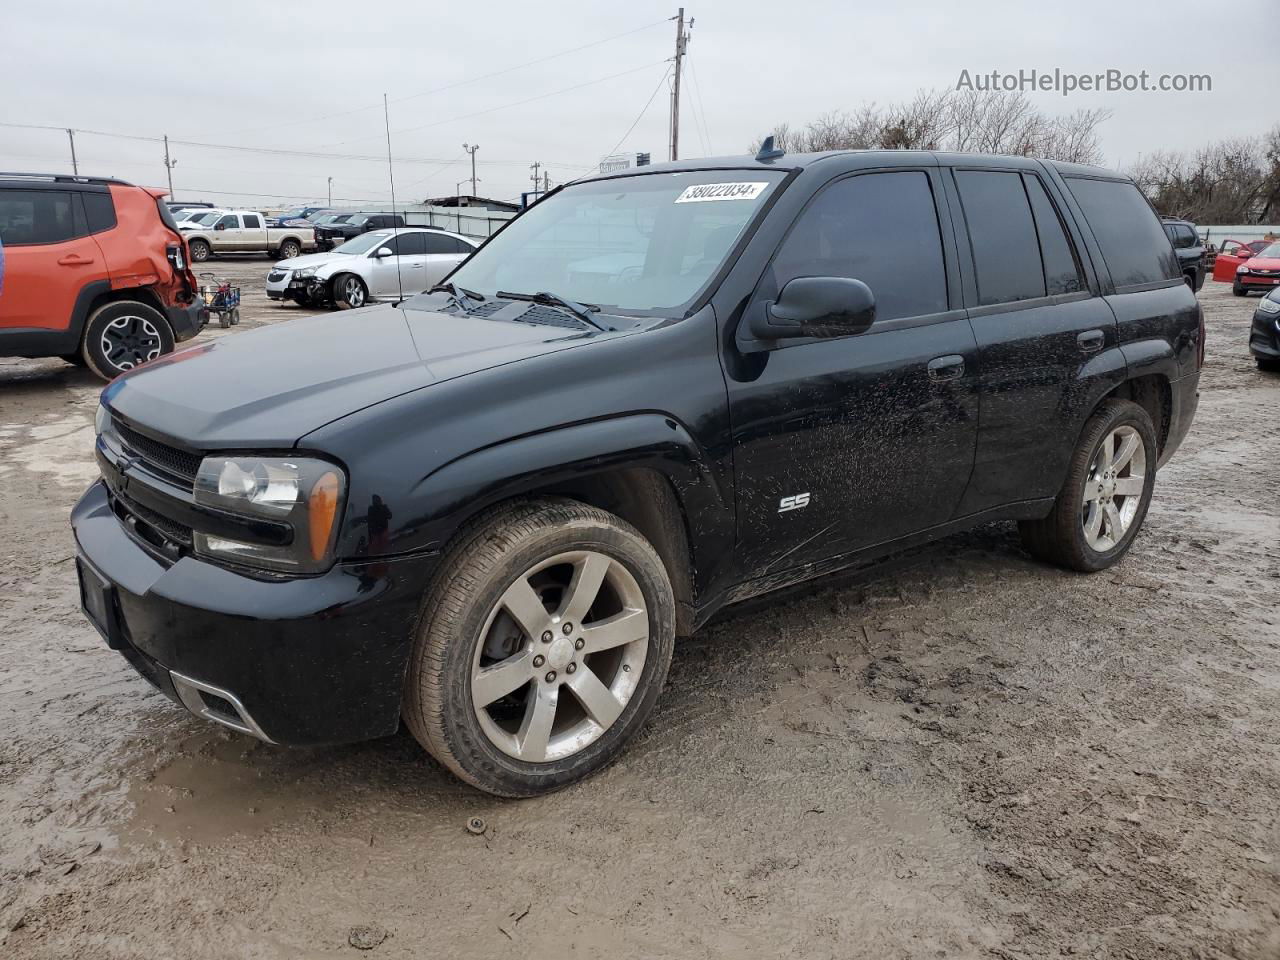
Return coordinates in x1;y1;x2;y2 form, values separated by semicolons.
674;182;770;203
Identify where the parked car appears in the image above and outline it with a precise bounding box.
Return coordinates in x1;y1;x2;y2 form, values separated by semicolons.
1228;241;1280;296
180;209;316;262
1161;218;1205;291
166;201;214;215
265;227;476;308
266;204;329;227
315;212;407;250
175;207;219;224
1248;287;1280;370
73;150;1201;796
0;172;205;379
1212;239;1272;283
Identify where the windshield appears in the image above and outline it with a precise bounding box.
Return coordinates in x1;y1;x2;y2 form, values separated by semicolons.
278;208;308;220
332;232;392;255
1254;242;1280;259
447;170;786;314
190;211;224;226
348;215;369;226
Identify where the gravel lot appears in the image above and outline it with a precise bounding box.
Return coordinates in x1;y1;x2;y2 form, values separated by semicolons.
1;264;1277;959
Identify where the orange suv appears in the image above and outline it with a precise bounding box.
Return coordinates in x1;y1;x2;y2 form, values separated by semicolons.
0;173;206;379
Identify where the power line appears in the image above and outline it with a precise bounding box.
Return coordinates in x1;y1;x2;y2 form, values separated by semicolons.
605;63;673;158
685;52;714;156
227;17;672;138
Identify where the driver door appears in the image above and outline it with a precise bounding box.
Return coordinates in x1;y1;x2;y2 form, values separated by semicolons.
724;169;979;577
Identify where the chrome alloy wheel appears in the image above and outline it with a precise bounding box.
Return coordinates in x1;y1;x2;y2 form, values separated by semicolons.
1082;424;1146;551
470;551;649;763
100;314;163;371
341;276;365;307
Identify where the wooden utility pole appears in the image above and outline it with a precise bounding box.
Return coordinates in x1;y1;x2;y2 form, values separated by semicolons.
66;129;78;175
162;135;176;198
669;8;690;161
530;161;541;190
462;143;479;195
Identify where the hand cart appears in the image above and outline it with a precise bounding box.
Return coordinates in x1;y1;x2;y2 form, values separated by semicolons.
198;273;242;328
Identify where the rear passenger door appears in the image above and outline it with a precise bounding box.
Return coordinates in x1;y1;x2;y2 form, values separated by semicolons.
947;165;1121;516
422;232;468;287
241;213;264;249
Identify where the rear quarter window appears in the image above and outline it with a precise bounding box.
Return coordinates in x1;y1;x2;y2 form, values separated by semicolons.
83;191;117;234
1067;178;1179;289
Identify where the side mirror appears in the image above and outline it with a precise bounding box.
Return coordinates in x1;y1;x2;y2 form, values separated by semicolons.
750;276;876;341
214;223;226;231
375;247;394;258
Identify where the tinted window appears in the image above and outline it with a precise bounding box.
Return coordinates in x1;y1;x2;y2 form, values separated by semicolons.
242;214;261;229
1023;174;1083;296
955;170;1044;305
392;232;426;256
83;191;117;234
0;189;77;245
215;214;238;229
770;171;947;322
1067;178;1179;288
424;232;466;255
1177;225;1198;247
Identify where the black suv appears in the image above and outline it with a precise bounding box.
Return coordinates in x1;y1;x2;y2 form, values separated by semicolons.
315;212;406;249
1161;217;1206;291
72;150;1202;796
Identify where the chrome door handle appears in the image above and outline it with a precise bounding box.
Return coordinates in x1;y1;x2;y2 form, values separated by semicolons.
1077;329;1104;353
927;355;965;382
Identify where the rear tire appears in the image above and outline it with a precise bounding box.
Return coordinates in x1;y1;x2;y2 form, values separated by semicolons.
279;239;301;260
402;498;676;797
1018;399;1157;573
332;273;368;310
188;238;211;263
81;301;175;381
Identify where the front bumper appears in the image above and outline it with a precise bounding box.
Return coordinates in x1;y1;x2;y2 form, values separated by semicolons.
1237;273;1280;290
266;269;322;302
71;480;436;745
166;300;209;342
1250;312;1280;359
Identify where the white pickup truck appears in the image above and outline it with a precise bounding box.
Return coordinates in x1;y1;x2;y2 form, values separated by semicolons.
180;209;317;262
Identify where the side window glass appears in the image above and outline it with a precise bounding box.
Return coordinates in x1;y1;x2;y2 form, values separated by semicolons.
768;171;948;323
216;214;238;230
955;170;1045;305
82;192;117;234
1065;178;1180;288
423;232;461;255
0;190;77;245
395;233;427;256
242;214;261;229
1023;174;1084;296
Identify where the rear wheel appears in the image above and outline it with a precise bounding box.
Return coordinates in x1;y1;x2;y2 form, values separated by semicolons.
81;301;175;381
332;273;367;309
1018;399;1157;572
188;238;211;263
403;498;676;797
279;239;301;260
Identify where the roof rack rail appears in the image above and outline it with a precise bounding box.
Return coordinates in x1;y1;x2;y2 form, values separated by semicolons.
0;171;133;186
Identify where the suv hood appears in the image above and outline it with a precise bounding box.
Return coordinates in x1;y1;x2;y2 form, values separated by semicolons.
102;305;599;447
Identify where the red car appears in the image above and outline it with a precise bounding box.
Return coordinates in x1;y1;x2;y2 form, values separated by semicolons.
1226;241;1280;296
1211;238;1271;284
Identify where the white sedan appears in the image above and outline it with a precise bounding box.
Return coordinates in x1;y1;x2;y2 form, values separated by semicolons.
265;227;479;309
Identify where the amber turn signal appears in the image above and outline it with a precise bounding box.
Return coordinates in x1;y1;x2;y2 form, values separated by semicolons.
308;471;341;562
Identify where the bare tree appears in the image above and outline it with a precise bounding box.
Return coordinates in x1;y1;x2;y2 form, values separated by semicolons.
1130;134;1278;224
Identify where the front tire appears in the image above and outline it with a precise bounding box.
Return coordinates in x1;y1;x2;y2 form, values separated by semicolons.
1018;399;1157;572
188;238;211;263
332;273;367;309
81;301;175;381
1258;357;1280;372
1232;281;1246;296
403;498;676;797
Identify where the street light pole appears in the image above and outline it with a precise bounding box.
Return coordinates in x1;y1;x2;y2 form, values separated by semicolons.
462;143;479;196
163;135;176;198
327;177;333;206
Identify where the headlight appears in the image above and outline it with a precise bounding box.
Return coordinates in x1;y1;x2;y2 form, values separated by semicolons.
1259;296;1280;315
293;267;316;278
193;456;346;573
94;403;108;436
1237;265;1249;273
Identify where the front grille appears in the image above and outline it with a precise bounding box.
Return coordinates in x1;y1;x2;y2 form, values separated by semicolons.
267;270;287;282
111;489;193;549
113;418;202;486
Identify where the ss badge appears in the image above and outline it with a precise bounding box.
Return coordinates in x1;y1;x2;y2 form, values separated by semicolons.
778;492;810;513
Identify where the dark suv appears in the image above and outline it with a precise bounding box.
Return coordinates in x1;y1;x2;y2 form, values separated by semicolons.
72;150;1202;796
315;212;407;249
1161;217;1206;291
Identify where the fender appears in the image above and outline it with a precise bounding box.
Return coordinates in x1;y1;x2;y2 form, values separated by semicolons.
0;278;111;357
405;413;733;567
1118;335;1179;382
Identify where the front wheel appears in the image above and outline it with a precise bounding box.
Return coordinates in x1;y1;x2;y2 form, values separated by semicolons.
81;301;175;381
332;274;367;309
1018;399;1157;572
1232;281;1246;296
403;498;676;797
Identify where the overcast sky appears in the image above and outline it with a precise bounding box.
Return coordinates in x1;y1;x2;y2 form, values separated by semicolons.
2;0;1270;209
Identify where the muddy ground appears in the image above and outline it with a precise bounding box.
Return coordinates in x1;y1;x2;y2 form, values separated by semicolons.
1;265;1277;959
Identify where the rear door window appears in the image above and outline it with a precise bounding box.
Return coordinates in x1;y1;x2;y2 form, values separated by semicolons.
1022;174;1084;296
769;170;948;322
0;189;77;245
242;214;262;229
1066;178;1180;288
424;232;465;255
955;170;1045;305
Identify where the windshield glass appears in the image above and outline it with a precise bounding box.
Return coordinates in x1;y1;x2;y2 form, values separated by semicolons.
348;215;369;226
1255;242;1280;259
278;208;308;220
447;170;786;314
190;211;224;226
332;232;391;255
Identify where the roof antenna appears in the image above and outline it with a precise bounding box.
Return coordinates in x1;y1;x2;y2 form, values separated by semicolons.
383;93;404;305
755;135;785;163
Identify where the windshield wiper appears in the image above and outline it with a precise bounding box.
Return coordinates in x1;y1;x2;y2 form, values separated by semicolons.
428;282;486;311
496;290;610;331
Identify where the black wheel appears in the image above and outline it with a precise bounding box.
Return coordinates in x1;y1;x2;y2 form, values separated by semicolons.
332;273;368;310
1018;399;1157;573
81;301;175;381
1183;272;1195;290
230;307;241;326
402;498;676;797
188;238;211;263
1257;357;1280;373
1232;281;1246;296
279;239;301;260
60;353;87;367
